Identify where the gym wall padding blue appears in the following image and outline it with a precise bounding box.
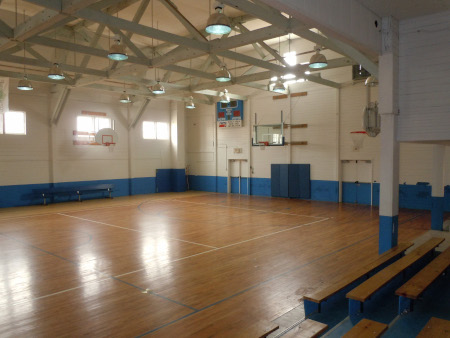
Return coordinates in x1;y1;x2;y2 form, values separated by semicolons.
271;164;311;199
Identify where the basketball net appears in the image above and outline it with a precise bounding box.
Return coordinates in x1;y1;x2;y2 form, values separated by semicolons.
105;142;116;152
350;131;366;151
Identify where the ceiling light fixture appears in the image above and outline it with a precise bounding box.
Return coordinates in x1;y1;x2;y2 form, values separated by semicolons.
17;75;33;91
365;75;378;87
273;79;286;93
206;2;231;35
152;81;165;94
48;63;65;80
185;96;195;109
108;38;128;61
119;91;131;103
220;89;230;103
309;45;328;69
215;66;231;82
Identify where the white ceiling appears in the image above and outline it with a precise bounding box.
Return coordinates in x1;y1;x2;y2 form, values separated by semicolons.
356;0;450;20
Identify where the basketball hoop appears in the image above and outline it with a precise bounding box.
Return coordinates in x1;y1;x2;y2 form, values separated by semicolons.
105;142;116;152
350;131;366;151
258;141;268;150
95;128;119;151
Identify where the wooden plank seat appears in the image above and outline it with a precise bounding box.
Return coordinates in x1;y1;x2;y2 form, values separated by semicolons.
396;246;450;313
282;319;328;338
343;318;388;338
38;184;114;205
192;320;279;337
346;238;444;321
417;317;450;338
303;242;413;315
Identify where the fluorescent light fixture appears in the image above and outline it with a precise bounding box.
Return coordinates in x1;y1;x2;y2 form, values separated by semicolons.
185;96;195;109
283;51;297;66
215;66;231;82
17;75;33;91
152;81;165;94
309;45;328;69
119;91;131;103
108;40;128;61
206;3;231;35
48;63;65;80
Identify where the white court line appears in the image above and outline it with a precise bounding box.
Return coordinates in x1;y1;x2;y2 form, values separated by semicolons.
116;217;329;277
57;213;218;250
172;199;328;220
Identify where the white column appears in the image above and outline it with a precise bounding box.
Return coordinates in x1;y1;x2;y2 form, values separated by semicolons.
431;145;445;230
378;17;400;254
170;101;187;191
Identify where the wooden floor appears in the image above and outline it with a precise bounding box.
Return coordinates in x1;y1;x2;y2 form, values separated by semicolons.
0;192;430;337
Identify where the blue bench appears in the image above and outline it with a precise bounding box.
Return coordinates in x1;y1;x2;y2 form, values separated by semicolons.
38;184;114;205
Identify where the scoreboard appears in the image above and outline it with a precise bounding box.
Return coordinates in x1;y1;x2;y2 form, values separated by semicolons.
216;100;243;128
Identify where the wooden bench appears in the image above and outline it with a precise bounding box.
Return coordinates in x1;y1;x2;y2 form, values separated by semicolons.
38;184;114;205
346;238;444;321
417;317;450;338
396;246;450;313
303;242;413;316
282;319;328;338
343;319;388;338
192;320;279;337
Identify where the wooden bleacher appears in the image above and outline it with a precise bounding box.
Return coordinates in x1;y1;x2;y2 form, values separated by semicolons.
282;319;328;338
192;320;279;337
396;246;450;313
343;319;388;338
303;242;413;315
417;317;450;338
346;238;444;320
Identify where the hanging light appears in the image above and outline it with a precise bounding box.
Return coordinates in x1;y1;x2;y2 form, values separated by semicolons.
215;66;231;82
365;75;378;87
48;63;65;80
272;79;286;93
206;2;231;35
219;89;230;103
309;45;328;69
119;91;131;103
108;39;128;61
17;75;33;91
185;96;195;109
152;81;165;94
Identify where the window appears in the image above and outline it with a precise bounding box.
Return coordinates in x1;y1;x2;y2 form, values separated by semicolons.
142;121;169;140
0;111;26;135
74;113;114;145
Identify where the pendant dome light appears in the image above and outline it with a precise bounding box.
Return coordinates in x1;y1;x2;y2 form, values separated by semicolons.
309;45;328;69
152;81;165;94
219;89;230;103
185;96;195;109
216;66;231;82
108;38;128;61
17;75;33;91
272;79;286;93
206;2;231;35
365;75;378;87
119;91;131;103
18;42;33;90
48;63;65;80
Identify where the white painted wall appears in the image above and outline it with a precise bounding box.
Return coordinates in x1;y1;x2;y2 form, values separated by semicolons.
398;11;450;142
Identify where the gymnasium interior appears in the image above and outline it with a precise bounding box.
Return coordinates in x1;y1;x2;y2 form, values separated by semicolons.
0;0;449;337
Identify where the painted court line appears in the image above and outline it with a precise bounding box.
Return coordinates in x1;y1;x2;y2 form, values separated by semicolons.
172;199;328;219
57;213;218;250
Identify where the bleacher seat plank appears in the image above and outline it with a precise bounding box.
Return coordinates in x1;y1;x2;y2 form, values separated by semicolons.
417;317;450;338
343;319;388;338
396;247;450;300
347;238;444;302
304;242;413;304
283;319;328;338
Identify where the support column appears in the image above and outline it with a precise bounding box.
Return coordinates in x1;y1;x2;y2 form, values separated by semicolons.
378;17;399;254
431;145;445;230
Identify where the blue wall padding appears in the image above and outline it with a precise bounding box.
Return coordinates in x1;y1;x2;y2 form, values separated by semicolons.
270;164;281;197
279;164;289;197
399;184;432;210
310;180;339;202
299;165;311;199
171;169;187;192
379;215;399;254
288;164;300;198
431;196;444;230
250;177;271;196
188;175;216;192
372;183;380;206
0;183;52;208
156;169;187;193
130;177;156;195
156;169;172;193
